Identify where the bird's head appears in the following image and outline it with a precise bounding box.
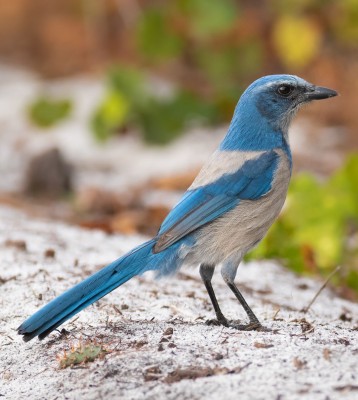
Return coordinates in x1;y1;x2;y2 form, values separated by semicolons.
241;74;338;132
221;74;338;152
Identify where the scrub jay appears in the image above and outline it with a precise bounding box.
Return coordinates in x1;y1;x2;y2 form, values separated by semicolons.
18;75;337;341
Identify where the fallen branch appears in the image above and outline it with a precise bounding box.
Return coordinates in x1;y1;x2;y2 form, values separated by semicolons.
302;266;341;314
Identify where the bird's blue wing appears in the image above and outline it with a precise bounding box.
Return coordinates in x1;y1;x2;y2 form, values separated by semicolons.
154;150;280;252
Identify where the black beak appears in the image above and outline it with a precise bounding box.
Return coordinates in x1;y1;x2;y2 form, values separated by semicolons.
305;85;338;101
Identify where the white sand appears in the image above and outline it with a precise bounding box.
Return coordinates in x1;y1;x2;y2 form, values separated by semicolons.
1;205;357;400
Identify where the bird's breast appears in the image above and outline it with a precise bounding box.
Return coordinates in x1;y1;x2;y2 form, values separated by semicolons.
189;149;291;265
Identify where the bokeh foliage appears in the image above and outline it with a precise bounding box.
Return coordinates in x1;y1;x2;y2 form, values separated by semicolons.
25;0;358;142
246;154;358;294
90;0;357;143
91;66;219;144
28;97;72;128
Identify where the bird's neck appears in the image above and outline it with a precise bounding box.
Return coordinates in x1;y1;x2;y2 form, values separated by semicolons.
220;102;290;153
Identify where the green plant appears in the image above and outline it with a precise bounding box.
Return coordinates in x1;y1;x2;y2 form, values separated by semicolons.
91;66;220;144
28;97;72;128
91;0;358;145
246;154;358;295
57;341;108;368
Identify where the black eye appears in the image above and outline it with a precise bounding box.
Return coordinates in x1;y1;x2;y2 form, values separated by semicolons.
277;84;294;97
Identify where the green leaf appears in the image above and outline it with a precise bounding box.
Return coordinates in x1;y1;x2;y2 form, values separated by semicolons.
135;91;218;145
346;269;358;292
58;342;107;369
91;90;130;142
137;8;183;61
28;97;72;128
108;66;145;103
177;0;237;39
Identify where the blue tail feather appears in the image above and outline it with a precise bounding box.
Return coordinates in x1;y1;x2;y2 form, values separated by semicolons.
18;239;160;341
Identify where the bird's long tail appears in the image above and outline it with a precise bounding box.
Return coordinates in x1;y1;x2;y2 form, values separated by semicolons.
18;239;159;341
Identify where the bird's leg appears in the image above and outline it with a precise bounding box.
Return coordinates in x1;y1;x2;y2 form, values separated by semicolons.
199;264;229;327
221;258;265;331
225;282;262;330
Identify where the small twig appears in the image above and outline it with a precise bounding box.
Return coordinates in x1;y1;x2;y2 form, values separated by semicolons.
272;307;280;320
302;266;341;314
33;368;48;377
69;316;80;325
300;326;315;335
112;304;123;315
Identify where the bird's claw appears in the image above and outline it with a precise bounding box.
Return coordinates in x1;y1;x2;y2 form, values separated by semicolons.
205;318;228;327
228;321;270;332
206;318;270;332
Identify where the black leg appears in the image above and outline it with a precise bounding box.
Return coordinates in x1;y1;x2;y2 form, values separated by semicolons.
220;258;268;331
226;282;262;330
200;262;268;331
199;264;228;326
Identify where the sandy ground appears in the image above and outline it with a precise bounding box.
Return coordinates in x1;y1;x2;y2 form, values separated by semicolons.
0;65;356;400
1;205;357;400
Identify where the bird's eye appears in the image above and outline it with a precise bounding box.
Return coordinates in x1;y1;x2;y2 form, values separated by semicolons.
277;84;294;97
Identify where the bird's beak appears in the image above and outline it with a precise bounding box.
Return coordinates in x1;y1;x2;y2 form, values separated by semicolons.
305;85;338;101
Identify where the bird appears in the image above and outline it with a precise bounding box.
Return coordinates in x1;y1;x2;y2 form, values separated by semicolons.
18;75;337;342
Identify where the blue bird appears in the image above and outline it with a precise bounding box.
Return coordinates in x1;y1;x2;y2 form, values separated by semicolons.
18;75;337;341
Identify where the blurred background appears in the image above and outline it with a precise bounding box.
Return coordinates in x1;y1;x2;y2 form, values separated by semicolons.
1;0;358;299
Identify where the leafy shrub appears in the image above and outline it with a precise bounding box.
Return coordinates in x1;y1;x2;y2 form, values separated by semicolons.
57;341;108;368
246;154;358;294
91;66;220;144
28;97;72;128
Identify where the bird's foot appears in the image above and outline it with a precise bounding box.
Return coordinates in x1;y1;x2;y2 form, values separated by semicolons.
205;315;230;327
228;321;270;332
205;318;229;327
205;317;270;332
